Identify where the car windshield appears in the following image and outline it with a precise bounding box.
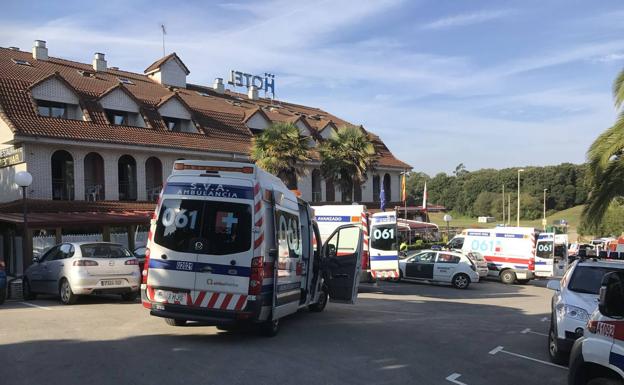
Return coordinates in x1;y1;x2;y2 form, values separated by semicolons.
80;244;133;258
154;199;252;255
568;265;624;294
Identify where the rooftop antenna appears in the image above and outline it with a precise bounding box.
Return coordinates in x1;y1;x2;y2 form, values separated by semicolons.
161;24;167;57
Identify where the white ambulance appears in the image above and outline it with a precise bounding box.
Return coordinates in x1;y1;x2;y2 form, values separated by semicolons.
312;205;400;281
535;232;569;278
568;271;624;384
141;161;363;336
447;227;537;284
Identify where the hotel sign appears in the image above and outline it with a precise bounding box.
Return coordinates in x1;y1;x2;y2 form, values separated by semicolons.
0;146;24;168
228;70;275;97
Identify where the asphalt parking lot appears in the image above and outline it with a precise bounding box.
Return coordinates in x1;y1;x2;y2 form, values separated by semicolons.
0;279;566;385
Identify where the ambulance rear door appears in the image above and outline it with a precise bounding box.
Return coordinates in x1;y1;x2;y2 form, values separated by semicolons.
322;224;363;304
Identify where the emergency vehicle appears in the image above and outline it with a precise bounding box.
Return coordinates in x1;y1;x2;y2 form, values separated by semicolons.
312;205;400;281
568;271;624;385
535;233;569;278
447;227;537;284
141;161;363;336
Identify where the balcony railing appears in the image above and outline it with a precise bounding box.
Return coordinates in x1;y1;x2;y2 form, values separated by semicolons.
85;184;104;201
52;179;74;200
119;181;137;201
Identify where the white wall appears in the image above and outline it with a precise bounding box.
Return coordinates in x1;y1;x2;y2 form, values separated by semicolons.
100;88;139;113
31;77;79;105
150;59;187;88
246;112;270;130
158;98;191;120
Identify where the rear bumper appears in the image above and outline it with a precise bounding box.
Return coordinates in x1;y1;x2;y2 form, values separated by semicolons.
69;274;140;295
513;269;534;280
148;302;261;325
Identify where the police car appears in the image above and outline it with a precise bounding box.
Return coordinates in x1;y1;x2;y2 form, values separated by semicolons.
547;258;624;364
568;271;624;385
398;249;479;289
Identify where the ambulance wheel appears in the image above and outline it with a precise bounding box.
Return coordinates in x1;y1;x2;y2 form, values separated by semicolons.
452;273;470;289
309;289;328;312
259;318;280;337
164;318;187;327
500;270;516;285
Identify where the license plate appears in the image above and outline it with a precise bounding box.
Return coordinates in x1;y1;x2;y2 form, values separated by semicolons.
516;272;527;279
101;279;122;286
156;290;186;304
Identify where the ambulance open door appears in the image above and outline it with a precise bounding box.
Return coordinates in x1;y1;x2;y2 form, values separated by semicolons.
322;224;363;304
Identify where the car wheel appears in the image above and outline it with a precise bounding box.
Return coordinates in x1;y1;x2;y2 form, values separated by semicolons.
309;288;328;313
59;279;78;305
0;287;6;305
548;323;567;365
164;318;187;326
516;279;530;285
259;318;280;337
500;270;516;284
23;278;37;300
121;292;138;302
452;273;470;289
587;378;623;385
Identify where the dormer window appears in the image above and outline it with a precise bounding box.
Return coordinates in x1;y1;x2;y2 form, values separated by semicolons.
163;117;181;131
157;94;197;133
105;109;129;125
37;100;67;118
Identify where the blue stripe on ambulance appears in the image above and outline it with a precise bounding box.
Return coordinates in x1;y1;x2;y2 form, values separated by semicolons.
370;255;399;261
609;352;624;372
149;259;251;277
315;216;352;222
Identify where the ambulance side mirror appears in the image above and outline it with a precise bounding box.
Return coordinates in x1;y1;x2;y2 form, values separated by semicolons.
599;272;624;318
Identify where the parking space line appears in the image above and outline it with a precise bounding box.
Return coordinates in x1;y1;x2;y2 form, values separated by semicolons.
521;328;548;337
489;346;567;370
19;302;53;310
445;373;467;385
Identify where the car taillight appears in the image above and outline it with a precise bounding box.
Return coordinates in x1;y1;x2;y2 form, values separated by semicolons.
249;256;264;296
528;257;535;271
125;259;138;265
142;247;150;284
587;320;598;334
73;260;98;266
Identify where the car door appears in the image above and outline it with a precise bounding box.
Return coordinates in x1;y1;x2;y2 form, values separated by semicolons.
404;255;420;278
434;252;460;282
408;251;436;280
30;246;60;293
44;244;73;293
322;224;363;304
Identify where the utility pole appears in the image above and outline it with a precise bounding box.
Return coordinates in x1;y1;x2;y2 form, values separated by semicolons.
502;184;505;225
517;169;524;227
508;195;511;226
543;188;548;231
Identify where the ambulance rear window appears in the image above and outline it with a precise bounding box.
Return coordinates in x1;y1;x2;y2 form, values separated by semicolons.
154;199;252;255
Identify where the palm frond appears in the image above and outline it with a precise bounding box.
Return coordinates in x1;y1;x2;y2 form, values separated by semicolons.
614;68;624;110
582;158;624;227
587;113;624;183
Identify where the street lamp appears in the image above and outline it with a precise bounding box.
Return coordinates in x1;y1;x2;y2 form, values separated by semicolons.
15;171;32;268
517;169;524;227
543;188;548;231
443;214;453;242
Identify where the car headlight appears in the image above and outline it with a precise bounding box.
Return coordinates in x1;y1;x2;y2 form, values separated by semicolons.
556;304;589;322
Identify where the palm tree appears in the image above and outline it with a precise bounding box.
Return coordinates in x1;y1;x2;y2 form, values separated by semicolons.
319;125;377;202
583;68;624;227
250;122;311;189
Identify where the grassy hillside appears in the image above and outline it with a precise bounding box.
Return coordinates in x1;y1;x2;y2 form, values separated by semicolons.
428;205;584;242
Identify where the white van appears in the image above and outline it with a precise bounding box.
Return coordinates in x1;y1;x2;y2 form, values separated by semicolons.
313;206;400;281
447;227;537;284
141;161;363;336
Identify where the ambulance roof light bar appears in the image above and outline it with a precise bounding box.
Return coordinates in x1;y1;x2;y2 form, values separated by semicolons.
173;162;254;174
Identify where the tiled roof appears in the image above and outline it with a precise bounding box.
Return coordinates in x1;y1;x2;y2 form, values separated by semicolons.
0;47;410;169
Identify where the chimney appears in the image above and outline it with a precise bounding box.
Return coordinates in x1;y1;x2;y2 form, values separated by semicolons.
248;85;258;100
212;78;225;94
32;40;48;60
93;52;107;72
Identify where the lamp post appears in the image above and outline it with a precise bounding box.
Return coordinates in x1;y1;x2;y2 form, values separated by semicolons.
543;188;548;231
517;169;524;227
15;171;33;270
443;214;452;241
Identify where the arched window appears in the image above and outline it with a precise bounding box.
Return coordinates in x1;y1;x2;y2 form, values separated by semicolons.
145;157;163;201
325;178;335;202
118;155;137;201
353;183;362;203
311;169;322;202
373;175;380;202
51;150;74;200
84;152;105;201
383;173;391;205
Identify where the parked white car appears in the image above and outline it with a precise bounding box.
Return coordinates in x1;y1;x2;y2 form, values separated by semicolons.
546;258;624;364
23;242;140;304
398;250;479;289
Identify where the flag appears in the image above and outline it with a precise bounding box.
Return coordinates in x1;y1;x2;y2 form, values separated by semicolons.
380;185;386;211
401;173;407;202
422;182;427;211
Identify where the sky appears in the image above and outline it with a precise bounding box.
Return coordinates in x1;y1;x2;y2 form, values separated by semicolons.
1;0;623;175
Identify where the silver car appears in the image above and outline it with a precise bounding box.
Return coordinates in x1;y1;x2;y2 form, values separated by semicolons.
23;242;140;304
